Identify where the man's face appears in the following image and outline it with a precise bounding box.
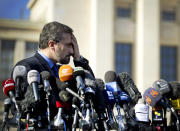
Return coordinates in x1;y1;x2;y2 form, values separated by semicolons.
54;33;74;64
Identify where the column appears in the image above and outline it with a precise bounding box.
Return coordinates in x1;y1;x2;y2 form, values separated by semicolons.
90;0;114;79
177;1;180;81
14;40;25;65
135;0;160;94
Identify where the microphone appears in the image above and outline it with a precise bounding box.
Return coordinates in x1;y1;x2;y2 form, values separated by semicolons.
104;71;130;104
3;79;15;97
153;79;180;131
73;67;85;93
95;78;110;131
54;65;74;129
3;98;11;123
54;102;65;129
94;78;106;111
168;81;180;99
143;87;165;125
59;65;73;82
58;66;84;102
40;71;52;95
117;72;142;106
134;98;149;123
143;87;162;107
59;90;71;102
2;79;20;112
152;79;170;96
13;65;27;99
105;71;132;129
27;70;40;101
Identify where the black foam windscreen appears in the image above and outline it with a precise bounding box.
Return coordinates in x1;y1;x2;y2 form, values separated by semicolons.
93;78;106;113
104;71;116;83
117;72;142;105
95;78;105;91
168;81;180;99
40;71;52;81
83;70;96;90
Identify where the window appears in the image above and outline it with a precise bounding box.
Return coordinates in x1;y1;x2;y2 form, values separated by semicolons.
160;46;177;81
116;7;131;18
0;40;15;83
25;42;38;58
162;10;176;21
115;43;132;75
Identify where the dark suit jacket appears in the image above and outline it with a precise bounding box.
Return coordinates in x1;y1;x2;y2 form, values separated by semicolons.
12;52;60;119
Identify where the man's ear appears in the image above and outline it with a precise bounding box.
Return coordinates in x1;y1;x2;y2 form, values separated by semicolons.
48;40;55;49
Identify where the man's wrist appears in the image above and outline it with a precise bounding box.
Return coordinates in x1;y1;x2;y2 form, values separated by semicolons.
73;55;81;61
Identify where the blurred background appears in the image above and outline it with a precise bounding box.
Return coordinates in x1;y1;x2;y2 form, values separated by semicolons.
0;0;179;123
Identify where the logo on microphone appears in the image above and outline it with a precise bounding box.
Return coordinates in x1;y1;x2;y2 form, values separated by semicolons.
145;96;152;105
150;89;159;97
62;68;69;74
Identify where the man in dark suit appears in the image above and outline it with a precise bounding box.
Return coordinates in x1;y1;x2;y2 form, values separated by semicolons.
11;21;96;128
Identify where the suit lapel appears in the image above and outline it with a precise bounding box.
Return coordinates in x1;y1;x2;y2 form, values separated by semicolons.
34;52;55;75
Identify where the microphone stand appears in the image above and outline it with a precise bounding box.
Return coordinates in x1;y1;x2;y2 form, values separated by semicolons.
44;86;51;130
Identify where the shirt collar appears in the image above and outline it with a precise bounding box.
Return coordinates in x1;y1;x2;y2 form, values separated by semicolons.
38;50;54;68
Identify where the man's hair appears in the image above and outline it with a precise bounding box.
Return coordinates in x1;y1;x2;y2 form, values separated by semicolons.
39;21;73;49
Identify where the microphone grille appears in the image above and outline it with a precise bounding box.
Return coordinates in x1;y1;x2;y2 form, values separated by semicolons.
73;66;84;76
40;71;51;80
95;78;105;91
59;65;73;82
59;90;71;102
13;65;27;81
2;79;15;96
168;81;180;99
27;70;40;85
104;71;116;83
152;79;170;95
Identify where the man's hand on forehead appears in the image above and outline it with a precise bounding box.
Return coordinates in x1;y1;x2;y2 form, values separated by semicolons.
71;34;80;61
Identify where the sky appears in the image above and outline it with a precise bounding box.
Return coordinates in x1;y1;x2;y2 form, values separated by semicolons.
0;0;30;20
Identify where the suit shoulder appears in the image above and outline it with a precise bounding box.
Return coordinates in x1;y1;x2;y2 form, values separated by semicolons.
15;56;38;67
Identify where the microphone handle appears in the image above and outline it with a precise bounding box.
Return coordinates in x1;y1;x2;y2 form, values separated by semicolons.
122;103;130;118
32;82;39;101
76;76;85;90
66;87;84;101
15;78;22;99
107;105;114;122
9;91;20;113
